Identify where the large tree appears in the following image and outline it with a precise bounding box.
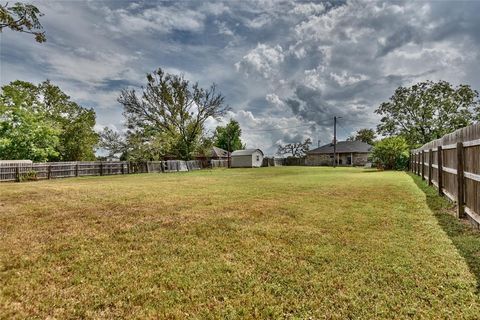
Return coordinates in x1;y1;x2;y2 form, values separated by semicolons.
99;127;126;158
118;68;228;160
277;138;312;157
213;119;245;152
0;93;59;161
347;128;376;145
0;80;98;161
376;80;480;147
0;2;46;42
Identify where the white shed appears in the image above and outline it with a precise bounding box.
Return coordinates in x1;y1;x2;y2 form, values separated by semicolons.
231;149;264;168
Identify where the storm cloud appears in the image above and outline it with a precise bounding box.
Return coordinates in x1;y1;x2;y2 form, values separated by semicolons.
1;0;480;154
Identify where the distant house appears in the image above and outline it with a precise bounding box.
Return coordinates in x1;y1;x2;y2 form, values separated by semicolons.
231;149;264;168
306;141;372;166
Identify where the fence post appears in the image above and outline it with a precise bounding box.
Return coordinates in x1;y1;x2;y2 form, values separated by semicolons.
421;150;425;180
428;149;433;186
437;146;443;196
47;164;51;179
75;163;79;177
146;161;150;173
121;162;125;174
456;142;465;218
15;165;20;182
100;162;103;176
416;152;420;175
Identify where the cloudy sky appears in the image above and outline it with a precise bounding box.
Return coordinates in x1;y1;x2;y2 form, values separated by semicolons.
1;0;480;155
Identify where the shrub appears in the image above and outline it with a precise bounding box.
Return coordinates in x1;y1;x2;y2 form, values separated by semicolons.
372;136;410;170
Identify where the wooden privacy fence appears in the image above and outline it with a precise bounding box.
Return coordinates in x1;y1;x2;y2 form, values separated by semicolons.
411;123;480;228
262;157;306;167
0;160;204;183
211;159;229;168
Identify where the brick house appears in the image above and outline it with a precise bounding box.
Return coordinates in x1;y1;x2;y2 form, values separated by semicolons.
306;141;372;166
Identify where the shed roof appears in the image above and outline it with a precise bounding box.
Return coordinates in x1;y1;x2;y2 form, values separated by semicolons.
231;149;264;156
308;141;372;154
211;146;229;158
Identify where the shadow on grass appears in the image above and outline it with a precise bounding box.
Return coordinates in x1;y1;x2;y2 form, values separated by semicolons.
409;173;480;294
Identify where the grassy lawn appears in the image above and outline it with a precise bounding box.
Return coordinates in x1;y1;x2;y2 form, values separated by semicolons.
1;167;479;319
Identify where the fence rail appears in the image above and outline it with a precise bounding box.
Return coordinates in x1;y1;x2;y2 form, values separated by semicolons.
0;160;205;183
410;123;480;229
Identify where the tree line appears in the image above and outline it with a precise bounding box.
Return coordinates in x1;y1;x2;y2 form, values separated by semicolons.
0;69;246;162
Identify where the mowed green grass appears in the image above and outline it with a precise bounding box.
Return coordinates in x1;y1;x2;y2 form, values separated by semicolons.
0;167;479;319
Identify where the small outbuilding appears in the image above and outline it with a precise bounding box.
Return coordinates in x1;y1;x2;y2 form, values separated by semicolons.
231;149;264;168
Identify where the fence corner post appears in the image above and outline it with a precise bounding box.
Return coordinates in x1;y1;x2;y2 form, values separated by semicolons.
437;146;443;196
456;142;465;218
428;149;433;186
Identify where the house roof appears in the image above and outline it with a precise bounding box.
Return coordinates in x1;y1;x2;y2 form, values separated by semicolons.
308;141;372;154
211;146;229;158
231;149;264;156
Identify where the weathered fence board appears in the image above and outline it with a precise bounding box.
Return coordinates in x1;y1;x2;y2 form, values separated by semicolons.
411;123;480;228
211;159;228;168
0;160;206;183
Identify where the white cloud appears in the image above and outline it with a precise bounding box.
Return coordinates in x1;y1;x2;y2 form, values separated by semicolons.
103;4;206;35
292;2;326;16
329;71;369;86
235;44;284;79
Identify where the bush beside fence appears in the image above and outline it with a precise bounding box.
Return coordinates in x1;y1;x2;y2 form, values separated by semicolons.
411;122;480;228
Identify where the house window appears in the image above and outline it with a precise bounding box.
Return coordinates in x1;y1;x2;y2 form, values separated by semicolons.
256;155;260;161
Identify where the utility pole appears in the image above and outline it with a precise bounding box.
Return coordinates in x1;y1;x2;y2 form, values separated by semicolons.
333;116;337;168
333;116;341;168
227;138;231;168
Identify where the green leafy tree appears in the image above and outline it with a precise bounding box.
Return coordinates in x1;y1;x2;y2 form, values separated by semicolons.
0;80;98;161
371;136;410;170
39;81;98;161
99;127;126;158
346;128;376;145
213;119;245;152
277;138;312;157
118;68;228;160
0;88;59;161
0;2;46;42
376;80;480;147
196;135;215;157
123;131;177;161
